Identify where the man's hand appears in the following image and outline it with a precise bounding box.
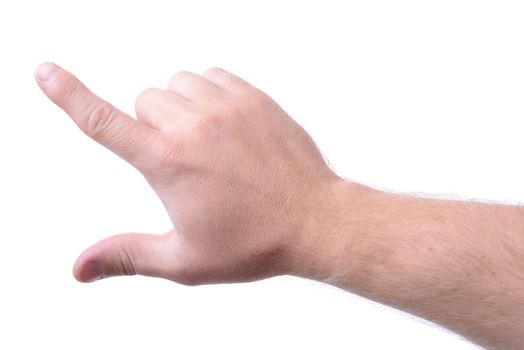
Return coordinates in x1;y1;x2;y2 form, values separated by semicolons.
35;63;340;285
36;63;524;349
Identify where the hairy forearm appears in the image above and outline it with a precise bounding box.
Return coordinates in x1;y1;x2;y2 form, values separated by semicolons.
293;181;524;349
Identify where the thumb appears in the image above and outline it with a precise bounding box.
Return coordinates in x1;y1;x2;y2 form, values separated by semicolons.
73;232;176;282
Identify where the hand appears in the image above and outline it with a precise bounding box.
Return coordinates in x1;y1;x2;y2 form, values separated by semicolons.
35;63;340;285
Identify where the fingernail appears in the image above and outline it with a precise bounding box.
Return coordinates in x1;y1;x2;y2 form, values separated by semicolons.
36;62;58;81
82;261;102;282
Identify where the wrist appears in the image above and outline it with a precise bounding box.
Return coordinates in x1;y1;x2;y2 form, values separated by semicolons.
288;179;382;287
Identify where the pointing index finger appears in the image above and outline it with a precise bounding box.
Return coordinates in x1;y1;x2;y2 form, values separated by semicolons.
35;62;159;168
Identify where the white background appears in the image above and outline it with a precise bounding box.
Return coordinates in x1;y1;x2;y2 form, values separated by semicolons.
1;1;523;349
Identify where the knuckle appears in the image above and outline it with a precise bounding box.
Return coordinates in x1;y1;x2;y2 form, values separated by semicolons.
117;248;137;276
144;141;185;177
85;102;117;138
135;87;158;110
203;66;225;78
195;115;221;132
244;87;270;106
169;71;194;86
189;115;226;140
60;75;83;103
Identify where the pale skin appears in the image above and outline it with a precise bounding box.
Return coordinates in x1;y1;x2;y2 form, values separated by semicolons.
35;63;524;349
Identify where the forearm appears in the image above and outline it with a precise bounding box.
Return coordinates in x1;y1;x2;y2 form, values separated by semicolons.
293;180;524;349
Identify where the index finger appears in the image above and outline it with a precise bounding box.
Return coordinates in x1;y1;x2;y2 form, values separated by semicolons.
35;62;160;168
